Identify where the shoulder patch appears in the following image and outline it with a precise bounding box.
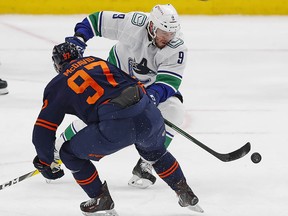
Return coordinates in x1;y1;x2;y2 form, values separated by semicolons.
131;13;147;27
167;38;184;49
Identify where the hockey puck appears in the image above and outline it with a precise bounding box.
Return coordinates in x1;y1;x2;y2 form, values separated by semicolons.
251;152;262;164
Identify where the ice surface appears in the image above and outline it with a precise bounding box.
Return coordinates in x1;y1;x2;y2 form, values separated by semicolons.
0;15;287;216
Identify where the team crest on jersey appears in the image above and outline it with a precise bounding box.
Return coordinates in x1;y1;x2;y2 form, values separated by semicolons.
128;58;156;84
131;13;147;27
167;38;184;49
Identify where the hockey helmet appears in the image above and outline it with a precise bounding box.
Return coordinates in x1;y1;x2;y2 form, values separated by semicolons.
52;42;80;73
149;4;180;34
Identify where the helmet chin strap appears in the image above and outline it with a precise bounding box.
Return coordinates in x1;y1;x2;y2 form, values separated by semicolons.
147;21;157;46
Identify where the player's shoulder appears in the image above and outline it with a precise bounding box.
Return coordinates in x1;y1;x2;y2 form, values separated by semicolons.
160;35;187;58
167;38;186;50
46;72;69;90
168;32;187;50
124;11;149;28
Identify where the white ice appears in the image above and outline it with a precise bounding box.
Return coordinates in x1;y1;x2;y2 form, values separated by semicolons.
0;15;287;216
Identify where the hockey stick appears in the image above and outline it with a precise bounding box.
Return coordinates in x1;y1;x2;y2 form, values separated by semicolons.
0;160;62;191
164;118;251;162
0;169;40;190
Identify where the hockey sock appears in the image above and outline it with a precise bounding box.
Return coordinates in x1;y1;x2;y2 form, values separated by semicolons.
72;160;102;198
164;134;173;148
62;120;86;141
153;151;185;191
62;123;77;141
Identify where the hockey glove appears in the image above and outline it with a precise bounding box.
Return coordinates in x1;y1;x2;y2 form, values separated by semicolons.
65;36;87;56
33;156;64;180
146;88;160;106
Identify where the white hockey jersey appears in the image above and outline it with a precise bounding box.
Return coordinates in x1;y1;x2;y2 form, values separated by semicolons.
75;11;187;101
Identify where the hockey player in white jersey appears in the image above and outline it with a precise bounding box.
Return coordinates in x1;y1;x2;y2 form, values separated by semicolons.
59;4;187;189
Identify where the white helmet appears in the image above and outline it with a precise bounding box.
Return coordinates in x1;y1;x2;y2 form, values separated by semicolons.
149;4;180;33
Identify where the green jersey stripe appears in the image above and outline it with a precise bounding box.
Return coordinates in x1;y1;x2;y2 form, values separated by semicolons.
88;12;102;37
63;124;77;141
155;73;182;91
108;46;119;67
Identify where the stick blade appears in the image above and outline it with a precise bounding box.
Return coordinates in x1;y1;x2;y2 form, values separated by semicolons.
219;142;251;162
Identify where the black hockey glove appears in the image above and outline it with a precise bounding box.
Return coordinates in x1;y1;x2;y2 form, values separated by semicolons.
65;36;87;56
33;156;64;180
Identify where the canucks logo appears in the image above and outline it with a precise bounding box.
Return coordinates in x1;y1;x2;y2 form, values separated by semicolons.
128;58;156;84
131;13;147;27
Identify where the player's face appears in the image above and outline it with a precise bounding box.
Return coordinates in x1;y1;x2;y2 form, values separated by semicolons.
154;29;176;49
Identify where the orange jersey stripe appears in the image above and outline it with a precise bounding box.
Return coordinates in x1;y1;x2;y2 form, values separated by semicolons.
35;119;58;131
35;122;57;131
158;161;179;179
36;119;58;127
76;170;98;186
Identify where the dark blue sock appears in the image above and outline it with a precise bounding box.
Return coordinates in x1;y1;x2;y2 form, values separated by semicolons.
72;160;102;198
153;151;186;191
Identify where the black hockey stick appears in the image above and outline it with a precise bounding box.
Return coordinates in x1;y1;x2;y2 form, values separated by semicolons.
164;118;251;162
0;169;40;190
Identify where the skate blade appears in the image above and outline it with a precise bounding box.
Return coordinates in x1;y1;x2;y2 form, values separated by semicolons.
128;175;153;189
0;88;8;95
187;204;204;213
82;209;119;216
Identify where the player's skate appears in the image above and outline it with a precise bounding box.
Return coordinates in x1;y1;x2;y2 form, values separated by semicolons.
80;181;119;216
128;158;156;189
175;179;204;213
0;79;8;95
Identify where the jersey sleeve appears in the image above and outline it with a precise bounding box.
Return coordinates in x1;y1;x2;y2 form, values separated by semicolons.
152;38;187;103
75;11;133;42
32;81;67;164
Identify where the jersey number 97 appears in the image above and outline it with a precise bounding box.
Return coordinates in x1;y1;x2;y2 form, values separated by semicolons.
67;61;119;104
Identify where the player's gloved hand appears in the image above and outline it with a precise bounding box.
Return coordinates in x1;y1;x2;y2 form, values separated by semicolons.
146;88;160;106
33;156;64;180
65;36;87;56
